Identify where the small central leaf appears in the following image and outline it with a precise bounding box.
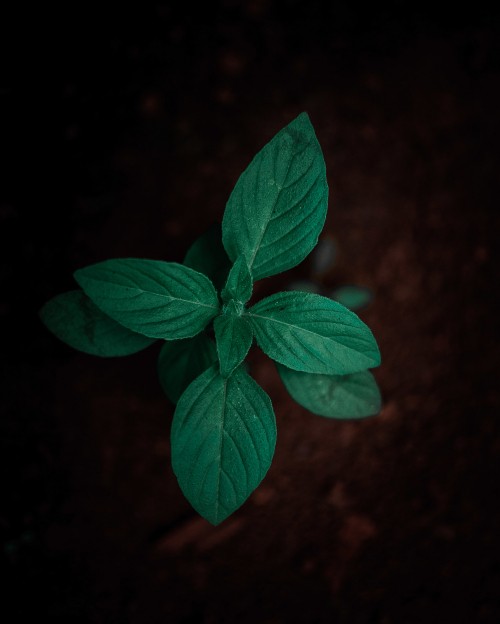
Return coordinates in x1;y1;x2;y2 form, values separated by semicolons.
223;299;245;316
221;256;253;304
214;313;253;377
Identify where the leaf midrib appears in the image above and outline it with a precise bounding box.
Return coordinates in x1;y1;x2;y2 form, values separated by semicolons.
246;141;296;274
85;275;219;310
214;376;229;524
246;311;366;343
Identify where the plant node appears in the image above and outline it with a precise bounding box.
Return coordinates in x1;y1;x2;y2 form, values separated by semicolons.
222;299;244;316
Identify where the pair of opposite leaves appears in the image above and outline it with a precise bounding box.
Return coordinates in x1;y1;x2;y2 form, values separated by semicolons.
41;113;381;524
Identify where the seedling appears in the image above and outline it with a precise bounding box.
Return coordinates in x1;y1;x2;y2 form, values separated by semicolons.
41;113;381;525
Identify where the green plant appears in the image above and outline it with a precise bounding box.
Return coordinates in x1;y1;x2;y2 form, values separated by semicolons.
40;113;381;525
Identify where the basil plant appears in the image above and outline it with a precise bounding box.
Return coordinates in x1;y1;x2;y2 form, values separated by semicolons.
41;113;381;525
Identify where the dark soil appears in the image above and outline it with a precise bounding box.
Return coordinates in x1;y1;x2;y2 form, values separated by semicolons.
2;4;499;623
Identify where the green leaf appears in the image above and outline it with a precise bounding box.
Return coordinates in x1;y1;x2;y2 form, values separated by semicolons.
246;291;380;375
183;223;231;291
222;112;328;281
157;334;217;403
214;311;253;377
277;364;382;419
40;290;156;357
171;365;276;525
331;285;373;311
221;256;253;304
74;259;219;340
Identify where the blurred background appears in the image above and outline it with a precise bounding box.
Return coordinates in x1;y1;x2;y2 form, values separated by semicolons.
1;2;499;622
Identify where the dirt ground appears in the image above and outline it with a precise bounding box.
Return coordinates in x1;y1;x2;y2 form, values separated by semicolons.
2;4;499;623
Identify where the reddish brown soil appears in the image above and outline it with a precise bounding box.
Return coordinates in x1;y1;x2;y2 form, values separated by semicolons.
2;4;499;623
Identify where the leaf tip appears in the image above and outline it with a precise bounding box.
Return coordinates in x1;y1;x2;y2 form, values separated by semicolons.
295;110;311;123
204;509;231;526
288;111;315;133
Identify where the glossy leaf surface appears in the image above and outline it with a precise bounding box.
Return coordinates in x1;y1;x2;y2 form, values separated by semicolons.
247;291;380;375
183;223;231;290
157;334;217;403
277;364;381;418
171;365;276;525
222;112;328;280
40;290;156;357
221;256;253;304
214;311;253;377
75;259;219;340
